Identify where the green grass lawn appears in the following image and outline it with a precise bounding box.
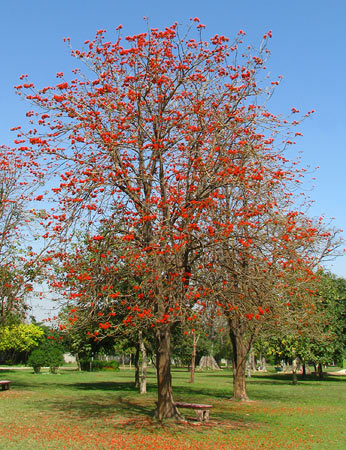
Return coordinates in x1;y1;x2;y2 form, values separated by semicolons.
0;366;344;449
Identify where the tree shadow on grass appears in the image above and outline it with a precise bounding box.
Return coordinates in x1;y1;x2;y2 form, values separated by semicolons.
41;391;262;432
172;383;292;403
7;376;288;429
322;375;346;382
0;368;28;374
249;372;346;384
8;374;262;427
69;381;137;391
8;379;159;396
11;376;292;403
68;380;161;395
11;370;343;410
45;394;156;420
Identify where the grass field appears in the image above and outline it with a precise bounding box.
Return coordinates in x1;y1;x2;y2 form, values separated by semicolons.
0;366;344;449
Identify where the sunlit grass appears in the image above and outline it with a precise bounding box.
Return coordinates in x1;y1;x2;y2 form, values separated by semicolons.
0;366;345;449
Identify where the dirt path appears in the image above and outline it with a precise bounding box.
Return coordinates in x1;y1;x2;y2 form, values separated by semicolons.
327;369;346;376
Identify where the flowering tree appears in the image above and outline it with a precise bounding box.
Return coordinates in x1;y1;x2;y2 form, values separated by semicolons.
13;20;341;418
0;147;45;325
203;181;340;399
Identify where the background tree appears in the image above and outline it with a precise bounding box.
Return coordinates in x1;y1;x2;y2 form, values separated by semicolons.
256;271;346;383
317;272;346;367
0;322;44;364
203;184;340;399
0;147;46;325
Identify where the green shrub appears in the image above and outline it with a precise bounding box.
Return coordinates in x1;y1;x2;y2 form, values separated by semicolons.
28;343;64;373
92;359;119;371
5;359;15;366
78;358;119;372
27;349;46;373
79;357;92;372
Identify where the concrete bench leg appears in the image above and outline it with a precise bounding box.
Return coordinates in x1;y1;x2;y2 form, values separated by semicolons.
196;410;204;422
195;410;210;422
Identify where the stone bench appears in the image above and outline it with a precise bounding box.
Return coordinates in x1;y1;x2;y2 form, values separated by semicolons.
174;401;212;422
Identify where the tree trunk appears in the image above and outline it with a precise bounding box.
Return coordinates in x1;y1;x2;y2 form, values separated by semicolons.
317;363;324;380
246;358;251;378
154;324;182;421
246;348;255;376
139;330;147;394
302;362;306;379
151;354;156;369
76;354;81;372
250;351;256;371
229;323;250;401
189;333;199;383
134;346;140;388
292;357;298;385
261;356;267;372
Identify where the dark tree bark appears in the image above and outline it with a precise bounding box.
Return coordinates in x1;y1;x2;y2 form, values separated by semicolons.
318;363;324;380
228;319;251;401
154;324;182;421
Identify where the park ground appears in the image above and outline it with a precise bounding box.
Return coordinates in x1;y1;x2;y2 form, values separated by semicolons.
0;366;345;450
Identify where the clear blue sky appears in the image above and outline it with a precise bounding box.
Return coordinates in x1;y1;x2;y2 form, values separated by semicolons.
1;0;345;285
